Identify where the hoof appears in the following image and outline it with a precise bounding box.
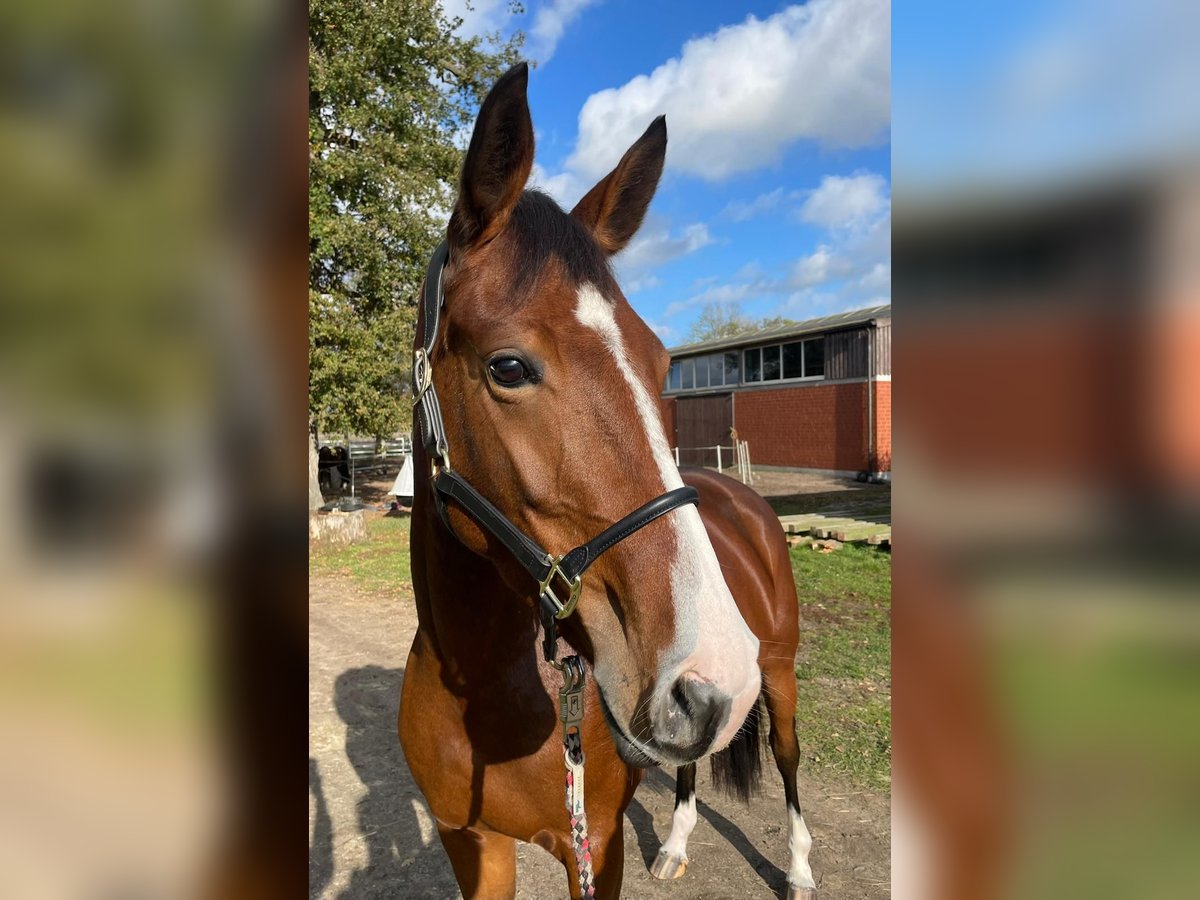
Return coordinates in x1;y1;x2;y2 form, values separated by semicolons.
649;849;688;880
786;887;817;900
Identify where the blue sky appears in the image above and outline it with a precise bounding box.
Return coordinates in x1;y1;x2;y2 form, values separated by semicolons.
893;1;1200;189
444;0;891;347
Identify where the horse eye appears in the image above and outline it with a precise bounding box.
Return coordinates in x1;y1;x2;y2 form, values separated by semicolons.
488;357;531;386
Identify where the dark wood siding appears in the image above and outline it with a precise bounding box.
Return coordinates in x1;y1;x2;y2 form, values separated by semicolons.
873;319;891;376
824;328;869;379
674;393;733;466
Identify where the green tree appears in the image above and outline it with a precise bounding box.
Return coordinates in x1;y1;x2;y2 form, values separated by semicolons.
686;303;754;343
309;0;524;439
685;303;798;344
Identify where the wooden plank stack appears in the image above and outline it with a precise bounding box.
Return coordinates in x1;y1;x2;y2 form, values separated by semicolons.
778;514;891;549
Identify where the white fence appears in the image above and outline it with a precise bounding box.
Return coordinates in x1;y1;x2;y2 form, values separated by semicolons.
672;441;754;484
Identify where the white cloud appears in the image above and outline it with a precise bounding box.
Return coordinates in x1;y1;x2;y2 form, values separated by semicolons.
735;260;764;280
529;162;588;208
652;168;890;327
441;0;601;64
529;0;602;63
566;0;889;180
789;199;890;297
782;169;891;299
615;221;715;277
778;288;845;318
722;188;787;221
624;274;662;295
646;320;677;343
439;0;509;37
663;277;779;318
791;245;848;288
798;172;889;230
859;262;890;290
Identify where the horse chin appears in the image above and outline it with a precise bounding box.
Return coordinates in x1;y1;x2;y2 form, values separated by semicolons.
596;689;665;768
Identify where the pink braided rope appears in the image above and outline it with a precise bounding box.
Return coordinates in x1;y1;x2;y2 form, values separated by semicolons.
565;736;596;897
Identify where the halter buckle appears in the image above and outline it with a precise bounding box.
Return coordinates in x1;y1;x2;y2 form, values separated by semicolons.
411;348;433;408
429;445;450;478
539;554;582;620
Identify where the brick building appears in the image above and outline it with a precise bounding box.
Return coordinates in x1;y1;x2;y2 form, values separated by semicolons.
661;304;891;476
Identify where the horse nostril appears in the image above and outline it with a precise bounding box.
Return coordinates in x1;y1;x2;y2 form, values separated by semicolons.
657;673;730;759
670;677;694;717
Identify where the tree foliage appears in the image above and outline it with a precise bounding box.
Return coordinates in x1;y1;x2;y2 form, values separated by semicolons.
685;303;797;343
309;0;523;438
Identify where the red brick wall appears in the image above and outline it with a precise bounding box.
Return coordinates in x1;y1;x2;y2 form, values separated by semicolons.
901;316;1132;478
873;380;892;471
732;382;871;471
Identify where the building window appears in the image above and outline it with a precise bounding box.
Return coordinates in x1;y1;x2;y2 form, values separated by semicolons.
804;336;825;377
739;337;826;387
782;341;804;379
666;336;827;394
762;345;781;381
707;354;722;387
744;347;761;382
724;351;740;384
667;351;742;392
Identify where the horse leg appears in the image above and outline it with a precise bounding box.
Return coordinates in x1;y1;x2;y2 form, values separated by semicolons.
649;763;697;880
435;824;517;900
763;662;818;900
551;807;626;900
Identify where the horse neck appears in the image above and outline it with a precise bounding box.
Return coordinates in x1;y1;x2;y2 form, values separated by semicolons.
410;461;541;683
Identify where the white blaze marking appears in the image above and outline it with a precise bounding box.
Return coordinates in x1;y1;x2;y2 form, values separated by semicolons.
788;806;816;890
660;795;697;861
573;284;682;492
574;284;759;749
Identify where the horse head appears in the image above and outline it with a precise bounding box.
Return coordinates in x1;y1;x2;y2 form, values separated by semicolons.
427;63;760;766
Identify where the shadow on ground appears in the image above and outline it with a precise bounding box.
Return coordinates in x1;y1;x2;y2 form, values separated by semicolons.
312;665;793;898
636;766;790;897
310;664;458;899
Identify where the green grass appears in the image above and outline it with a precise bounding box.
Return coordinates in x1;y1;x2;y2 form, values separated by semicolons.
309;514;412;594
790;542;892;789
310;510;892;790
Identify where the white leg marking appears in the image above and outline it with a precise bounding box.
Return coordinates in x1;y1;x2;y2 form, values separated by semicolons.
660;795;697;861
788;806;817;890
891;770;938;900
574;285;759;739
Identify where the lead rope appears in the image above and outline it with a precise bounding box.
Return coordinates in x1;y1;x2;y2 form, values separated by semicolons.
558;656;595;898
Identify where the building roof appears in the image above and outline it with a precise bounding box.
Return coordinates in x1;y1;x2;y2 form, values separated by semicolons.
666;303;891;356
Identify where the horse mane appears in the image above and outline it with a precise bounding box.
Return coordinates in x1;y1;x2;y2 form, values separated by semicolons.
709;693;765;803
504;190;617;297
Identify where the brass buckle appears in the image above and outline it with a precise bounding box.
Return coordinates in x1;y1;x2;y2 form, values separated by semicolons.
428;439;450;478
429;452;450;479
539;554;582;620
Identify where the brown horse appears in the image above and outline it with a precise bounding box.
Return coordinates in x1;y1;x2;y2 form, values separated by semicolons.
400;63;816;899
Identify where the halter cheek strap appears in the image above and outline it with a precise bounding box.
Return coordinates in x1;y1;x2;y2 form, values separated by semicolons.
412;240;700;664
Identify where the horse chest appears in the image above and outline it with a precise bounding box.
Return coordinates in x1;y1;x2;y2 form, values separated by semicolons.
400;635;632;837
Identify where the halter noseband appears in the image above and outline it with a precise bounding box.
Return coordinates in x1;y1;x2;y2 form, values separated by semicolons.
412;240;700;665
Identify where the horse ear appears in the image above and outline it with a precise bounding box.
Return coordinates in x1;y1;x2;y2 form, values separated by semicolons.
571;116;667;255
449;63;534;248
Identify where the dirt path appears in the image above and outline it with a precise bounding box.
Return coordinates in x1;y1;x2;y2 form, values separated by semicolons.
309;572;889;899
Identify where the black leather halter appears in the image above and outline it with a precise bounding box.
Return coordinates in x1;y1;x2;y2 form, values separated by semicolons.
412;241;700;665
